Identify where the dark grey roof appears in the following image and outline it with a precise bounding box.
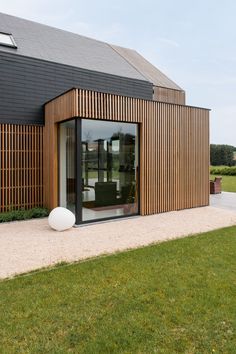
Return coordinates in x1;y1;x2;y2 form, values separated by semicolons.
0;12;183;90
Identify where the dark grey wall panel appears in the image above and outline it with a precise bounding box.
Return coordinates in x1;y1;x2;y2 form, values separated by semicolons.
0;52;153;125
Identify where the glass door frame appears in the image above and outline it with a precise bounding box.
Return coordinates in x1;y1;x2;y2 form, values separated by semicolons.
59;117;140;225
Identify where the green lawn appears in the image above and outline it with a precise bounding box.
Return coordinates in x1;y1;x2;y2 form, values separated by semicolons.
210;174;236;192
1;227;236;353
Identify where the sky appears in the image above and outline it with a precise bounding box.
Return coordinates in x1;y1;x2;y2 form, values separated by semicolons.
0;0;235;146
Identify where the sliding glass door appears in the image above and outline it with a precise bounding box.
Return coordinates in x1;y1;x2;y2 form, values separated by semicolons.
59;118;139;224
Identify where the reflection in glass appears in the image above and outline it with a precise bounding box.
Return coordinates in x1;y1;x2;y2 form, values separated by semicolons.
82;119;139;221
59;120;76;213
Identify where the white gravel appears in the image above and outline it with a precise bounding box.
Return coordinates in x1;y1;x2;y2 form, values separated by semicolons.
0;206;236;279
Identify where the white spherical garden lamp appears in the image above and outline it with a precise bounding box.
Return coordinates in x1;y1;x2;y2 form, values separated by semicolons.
48;207;75;231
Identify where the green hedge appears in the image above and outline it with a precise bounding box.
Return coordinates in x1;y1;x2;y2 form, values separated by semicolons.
0;207;49;223
210;166;236;176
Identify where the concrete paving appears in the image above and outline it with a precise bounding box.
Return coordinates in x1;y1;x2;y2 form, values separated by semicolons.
210;192;236;212
0;205;236;279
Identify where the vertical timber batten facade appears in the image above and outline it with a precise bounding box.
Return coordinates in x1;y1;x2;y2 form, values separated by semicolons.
44;89;210;217
0;124;44;212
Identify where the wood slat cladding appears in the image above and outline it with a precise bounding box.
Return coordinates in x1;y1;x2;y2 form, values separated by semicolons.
141;103;209;215
153;86;186;105
45;89;78;123
0;124;43;212
44;88;209;215
44;89;78;208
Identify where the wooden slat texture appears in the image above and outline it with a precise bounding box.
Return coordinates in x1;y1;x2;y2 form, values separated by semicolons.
153;86;186;105
44;89;78;209
141;103;209;215
44;88;209;215
44;89;78;123
0;124;43;212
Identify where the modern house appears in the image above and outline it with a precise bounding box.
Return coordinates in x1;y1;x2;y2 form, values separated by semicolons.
0;12;210;224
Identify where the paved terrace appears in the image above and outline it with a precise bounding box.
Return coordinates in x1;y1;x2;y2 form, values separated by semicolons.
210;192;236;212
0;204;236;279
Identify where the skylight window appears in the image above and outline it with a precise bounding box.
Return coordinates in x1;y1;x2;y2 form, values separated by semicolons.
0;32;17;48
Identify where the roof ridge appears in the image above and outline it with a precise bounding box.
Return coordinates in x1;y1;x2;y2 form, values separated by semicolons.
108;43;148;82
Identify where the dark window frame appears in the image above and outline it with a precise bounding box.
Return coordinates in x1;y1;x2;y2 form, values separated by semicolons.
59;116;140;225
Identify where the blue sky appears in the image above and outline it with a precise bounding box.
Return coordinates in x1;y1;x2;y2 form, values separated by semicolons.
1;0;235;146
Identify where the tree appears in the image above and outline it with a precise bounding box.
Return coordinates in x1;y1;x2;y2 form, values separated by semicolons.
210;144;236;166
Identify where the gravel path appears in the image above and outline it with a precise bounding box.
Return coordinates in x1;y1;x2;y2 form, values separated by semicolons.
1;206;236;279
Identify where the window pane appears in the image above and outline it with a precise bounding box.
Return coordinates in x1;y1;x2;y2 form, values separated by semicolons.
0;33;15;46
82;119;139;222
59;120;76;214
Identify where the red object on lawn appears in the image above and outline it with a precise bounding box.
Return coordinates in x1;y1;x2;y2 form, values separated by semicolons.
210;176;222;194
